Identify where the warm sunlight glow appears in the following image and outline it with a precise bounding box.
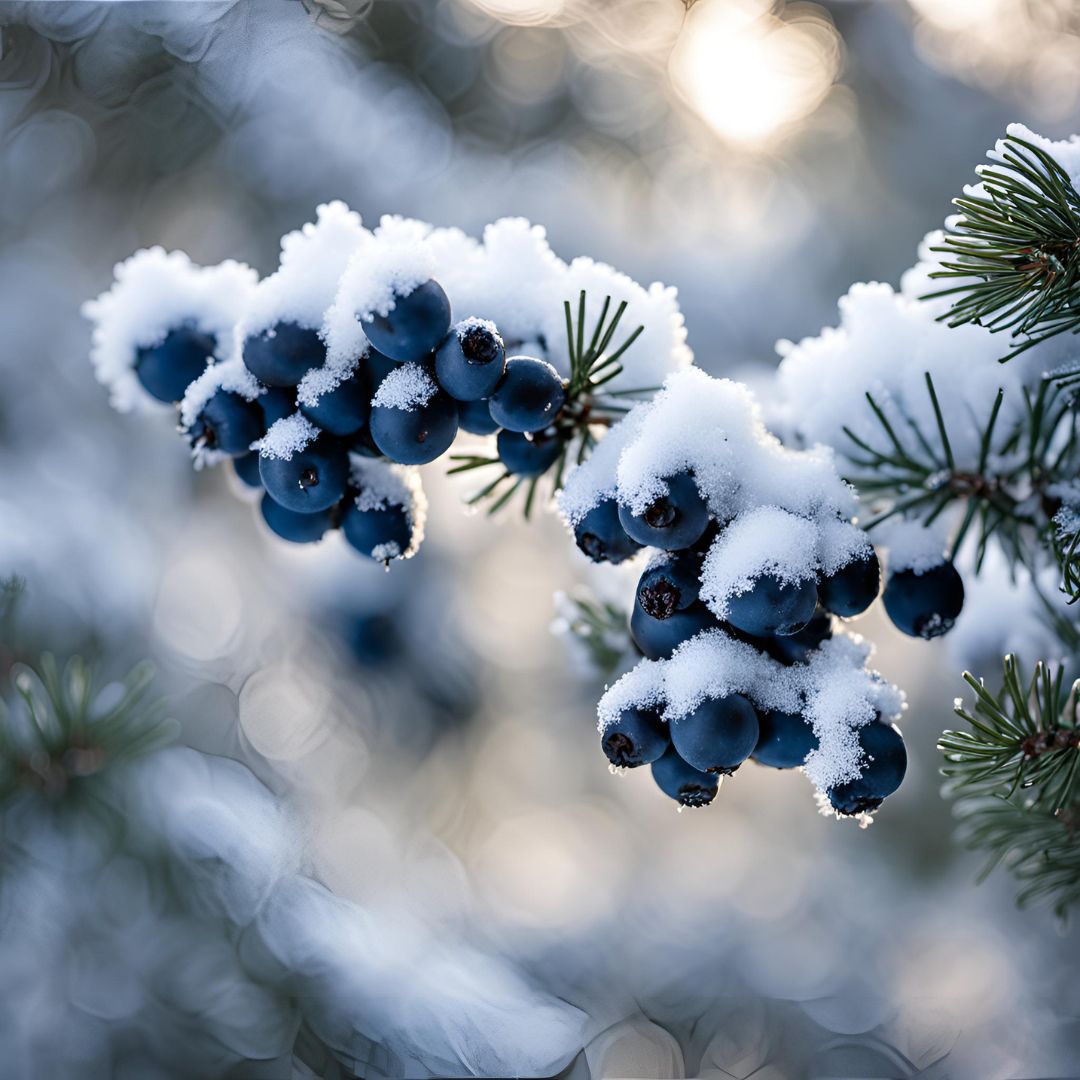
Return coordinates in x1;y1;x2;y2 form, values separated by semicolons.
466;0;567;26
668;0;841;147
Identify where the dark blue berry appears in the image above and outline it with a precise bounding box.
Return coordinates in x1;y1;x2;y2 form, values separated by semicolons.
362;279;452;362
363;348;399;395
458;397;500;436
600;706;669;768
435;321;506;401
369;390;459;465
670;694;759;775
258;436;349;514
232;451;262;489
630;598;718;660
299;370;370;437
347;424;383;459
341;497;416;563
752;709;818;768
134;325;215;403
828;720;907;815
883;561;964;640
187;390;262;457
574;499;642;565
488;356;566;433
820;550;880;617
617;473;709;551
496;428;563;476
765;606;833;664
726;574;818;637
243;322;325;387
258;387;296;429
636;552;700;619
651;745;719;807
259;492;334;543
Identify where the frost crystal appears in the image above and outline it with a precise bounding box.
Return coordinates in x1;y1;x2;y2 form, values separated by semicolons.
372;363;438;411
254;414;319;461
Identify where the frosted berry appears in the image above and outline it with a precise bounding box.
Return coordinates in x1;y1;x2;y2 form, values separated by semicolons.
435;320;506;401
496;428;564;476
574;498;642;564
341;498;414;563
820;550;880;618
752;709;818;768
617;472;709;551
363;348;399;396
260;492;334;544
458;397;500;436
362;279;452;362
258;436;349;514
630;597;718;660
187;390;262;457
651;745;719;807
300;370;370;437
883;561;964;639
243;321;325;387
636;552;700;619
600;705;669;768
488;356;566;433
765;606;832;665
135;325;215;403
370;391;459;465
670;693;759;775
232;451;262;489
828;719;907;815
726;574;818;638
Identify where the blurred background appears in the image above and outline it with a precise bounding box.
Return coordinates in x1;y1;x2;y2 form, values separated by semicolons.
1;1;1079;1077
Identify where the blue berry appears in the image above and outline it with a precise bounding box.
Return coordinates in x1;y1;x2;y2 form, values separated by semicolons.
828;720;907;815
496;428;564;476
883;561;964;639
651;745;719;807
134;325;215;403
820;550;880;617
300;371;370;437
670;694;759;775
488;356;566;433
458;397;500;436
435;321;506;401
347;424;383;459
765;606;833;664
752;709;818;768
258;436;349;514
370;391;459;465
574;498;642;564
243;322;325;387
362;279;452;362
636;552;700;619
232;451;262;488
341;497;415;563
258;387;296;429
259;492;334;543
187;390;262;457
726;574;818;637
630;598;718;660
363;348;399;395
617;473;709;551
600;706;669;768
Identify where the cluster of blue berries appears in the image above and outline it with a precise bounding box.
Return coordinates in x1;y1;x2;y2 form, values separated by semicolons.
576;485;906;815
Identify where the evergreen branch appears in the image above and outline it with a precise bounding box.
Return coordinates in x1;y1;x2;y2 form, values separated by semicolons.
941;656;1080;916
923;134;1080;361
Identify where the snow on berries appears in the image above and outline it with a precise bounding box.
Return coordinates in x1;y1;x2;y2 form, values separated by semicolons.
85;200;907;820
561;368;905;818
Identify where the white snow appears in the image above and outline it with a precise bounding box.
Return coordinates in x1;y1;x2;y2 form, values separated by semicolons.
82;247;256;411
598;629;903;795
254;413;318;461
371;362;437;411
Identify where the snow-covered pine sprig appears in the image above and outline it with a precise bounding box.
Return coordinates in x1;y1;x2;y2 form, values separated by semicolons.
924;131;1080;362
941;656;1080;918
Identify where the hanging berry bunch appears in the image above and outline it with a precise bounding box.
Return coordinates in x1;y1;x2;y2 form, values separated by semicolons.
85;203;905;820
